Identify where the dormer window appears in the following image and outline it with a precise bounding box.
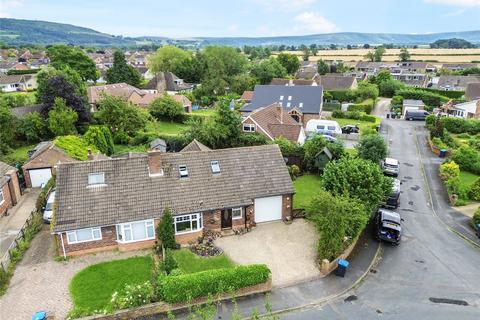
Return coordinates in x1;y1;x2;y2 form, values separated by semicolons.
299;102;303;108
279;95;284;101
211;160;220;174
179;165;189;178
288;96;292;101
88;172;105;185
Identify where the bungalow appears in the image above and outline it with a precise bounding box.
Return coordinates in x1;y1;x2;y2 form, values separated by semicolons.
53;144;294;257
436;75;480;91
241;103;306;144
0;74;36;92
144;72;194;95
443;99;480;119
240;85;323;125
1;161;22;217
295;66;319;81
22;141;76;188
466;83;480;101
316;75;358;91
391;72;428;88
441;63;478;72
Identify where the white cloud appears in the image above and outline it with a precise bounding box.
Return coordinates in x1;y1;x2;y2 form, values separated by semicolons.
254;0;316;11
424;0;480;7
0;0;23;18
443;8;466;16
293;11;339;34
227;24;239;32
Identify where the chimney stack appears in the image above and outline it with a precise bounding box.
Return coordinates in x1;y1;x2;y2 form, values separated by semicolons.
148;151;163;176
87;149;94;161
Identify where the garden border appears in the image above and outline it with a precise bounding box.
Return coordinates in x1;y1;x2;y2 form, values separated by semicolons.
319;234;360;276
78;278;272;320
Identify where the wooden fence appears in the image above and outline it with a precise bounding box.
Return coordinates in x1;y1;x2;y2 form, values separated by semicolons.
0;210;39;272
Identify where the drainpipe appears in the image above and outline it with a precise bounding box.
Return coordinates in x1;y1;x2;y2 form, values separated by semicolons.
59;232;66;258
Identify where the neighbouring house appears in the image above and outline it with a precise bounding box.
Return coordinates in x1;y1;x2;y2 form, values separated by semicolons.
0;74;37;92
53;144;294;257
436;75;480;91
442;63;478;72
240;85;323;125
150;139;167;152
22;141;76;188
172;94;193;113
240;90;254;103
0;61;29;73
355;61;392;75
393;61;435;74
316;75;358;91
0;161;22;216
144;72;194;94
295;66;319;81
391;72;428;88
402;99;425;116
442;99;480;119
466;83;480;101
180;139;211;152
241;103;306;144
270;78;316;86
87;83;162;108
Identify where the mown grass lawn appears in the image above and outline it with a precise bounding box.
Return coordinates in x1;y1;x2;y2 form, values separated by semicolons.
172;249;235;274
112;143;148;155
192;108;215;117
293;174;322;209
70;256;153;312
145;120;190;136
0;143;36;165
333;116;381;134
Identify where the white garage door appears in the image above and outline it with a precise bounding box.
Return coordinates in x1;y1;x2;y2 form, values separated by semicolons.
29;168;52;188
254;196;282;223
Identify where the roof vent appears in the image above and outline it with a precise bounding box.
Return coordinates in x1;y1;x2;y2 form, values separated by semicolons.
211;160;220;174
179;165;189;178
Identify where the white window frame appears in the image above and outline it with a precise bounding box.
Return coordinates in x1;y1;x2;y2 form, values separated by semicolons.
243;123;256;132
279;95;284;101
88;172;105;185
0;189;4;205
211;160;220;174
116;219;155;243
288;96;292;101
173;213;203;235
232;207;243;220
66;227;102;244
179;165;189;178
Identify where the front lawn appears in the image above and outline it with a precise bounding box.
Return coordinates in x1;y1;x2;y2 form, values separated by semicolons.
70;256;153;312
293;174;322;209
172;249;235;274
192;108;215;117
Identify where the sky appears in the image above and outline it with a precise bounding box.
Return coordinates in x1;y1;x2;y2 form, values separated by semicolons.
1;0;480;38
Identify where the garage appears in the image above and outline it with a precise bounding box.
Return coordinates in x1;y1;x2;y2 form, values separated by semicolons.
254;196;282;223
28;168;52;188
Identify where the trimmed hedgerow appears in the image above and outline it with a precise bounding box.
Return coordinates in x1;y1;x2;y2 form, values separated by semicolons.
158;264;270;303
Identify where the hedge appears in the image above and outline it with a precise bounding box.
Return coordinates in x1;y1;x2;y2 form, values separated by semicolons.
395;88;449;107
422;88;465;99
431;116;480;135
323;102;341;112
6;69;40;75
36;177;55;212
332;110;377;123
347;99;374;114
325;90;355;103
158;264;271;303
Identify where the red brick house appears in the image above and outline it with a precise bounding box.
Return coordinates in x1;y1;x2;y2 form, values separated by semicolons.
1;161;22;216
22;141;76;188
53;144;294;257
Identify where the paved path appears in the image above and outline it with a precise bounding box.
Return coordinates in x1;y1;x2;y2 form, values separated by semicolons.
0;189;40;258
372;97;391;117
283;120;480;319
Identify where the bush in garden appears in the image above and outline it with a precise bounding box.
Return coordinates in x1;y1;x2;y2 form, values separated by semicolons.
391;95;403;107
445;176;460;196
149;94;185;122
356;134;388;164
159;249;178;275
473;209;480;226
84;125;115;156
288;165;300;180
107;281;155;311
158;265;271;303
359;114;377;123
156;208;177;251
468;178;480;201
439;161;460;181
451;145;480;174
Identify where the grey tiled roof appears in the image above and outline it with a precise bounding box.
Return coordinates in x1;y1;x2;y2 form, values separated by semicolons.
181;139;211;152
54;145;294;232
240;85;323;115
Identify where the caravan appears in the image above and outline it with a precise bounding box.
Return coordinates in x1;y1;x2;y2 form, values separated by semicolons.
305;120;342;136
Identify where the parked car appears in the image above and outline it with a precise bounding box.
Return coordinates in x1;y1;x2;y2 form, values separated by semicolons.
382;158;400;177
341;125;359;134
43;190;56;223
475;223;480;238
384;179;401;209
405;110;430;121
322;135;337;142
374;209;402;245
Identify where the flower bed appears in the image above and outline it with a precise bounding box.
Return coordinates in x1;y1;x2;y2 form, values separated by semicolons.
189;236;222;257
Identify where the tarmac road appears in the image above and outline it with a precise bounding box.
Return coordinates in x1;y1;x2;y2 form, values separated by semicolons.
284;119;480;319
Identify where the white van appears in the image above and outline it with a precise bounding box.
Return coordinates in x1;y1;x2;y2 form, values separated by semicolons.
43;190;55;223
305;119;342;135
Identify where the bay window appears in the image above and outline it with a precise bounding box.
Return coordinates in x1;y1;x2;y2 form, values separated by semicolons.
174;213;202;234
116;219;155;243
66;227;102;244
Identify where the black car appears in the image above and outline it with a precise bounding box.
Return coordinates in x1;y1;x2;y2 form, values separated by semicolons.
341;125;359;134
373;209;402;245
384;179;401;209
475;223;480;238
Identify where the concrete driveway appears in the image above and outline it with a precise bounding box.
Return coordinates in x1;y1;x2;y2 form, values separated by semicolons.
215;219;320;287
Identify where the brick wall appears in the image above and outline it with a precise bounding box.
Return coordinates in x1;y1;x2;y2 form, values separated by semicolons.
282;194;293;220
204;210;221;231
0;183;13;216
59;226;118;257
175;230;203;244
6;170;21;205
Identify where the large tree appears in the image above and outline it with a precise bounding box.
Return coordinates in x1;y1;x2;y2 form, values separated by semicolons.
48;97;78;136
84;125;115;156
317;59;330;75
0;105;16;154
276;53;301;75
106;51;141;87
399;47;411;62
17;112;48;143
250;58;287;84
149;94;185;122
47;45;98;82
356;134;388;164
148;45;192;75
322;157;393;211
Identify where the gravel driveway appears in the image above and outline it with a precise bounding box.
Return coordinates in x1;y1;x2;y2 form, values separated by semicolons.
0;226;150;319
215;219;320;287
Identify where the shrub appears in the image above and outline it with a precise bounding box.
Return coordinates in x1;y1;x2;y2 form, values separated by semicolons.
36;177;56;212
149;95;185;122
445;176;461;196
156;208;176;251
356;134;388;164
473;208;480;226
359;114;377;123
288;165;301;180
439;161;460;181
468;178;480;201
451;145;480;174
158;264;271;303
395;88;449;107
323;102;341;111
391;95;403;106
107;281;155;311
159;249;178;275
379;79;405;97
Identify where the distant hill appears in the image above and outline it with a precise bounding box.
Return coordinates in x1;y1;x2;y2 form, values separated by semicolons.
1;18;479;48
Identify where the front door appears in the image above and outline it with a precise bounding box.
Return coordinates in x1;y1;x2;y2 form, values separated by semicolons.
221;209;232;229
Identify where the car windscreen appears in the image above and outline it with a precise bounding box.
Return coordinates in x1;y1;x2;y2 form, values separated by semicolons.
385;163;398;169
45;202;53;211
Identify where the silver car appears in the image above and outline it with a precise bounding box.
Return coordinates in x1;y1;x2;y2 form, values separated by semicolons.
43;190;55;223
382;158;399;177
